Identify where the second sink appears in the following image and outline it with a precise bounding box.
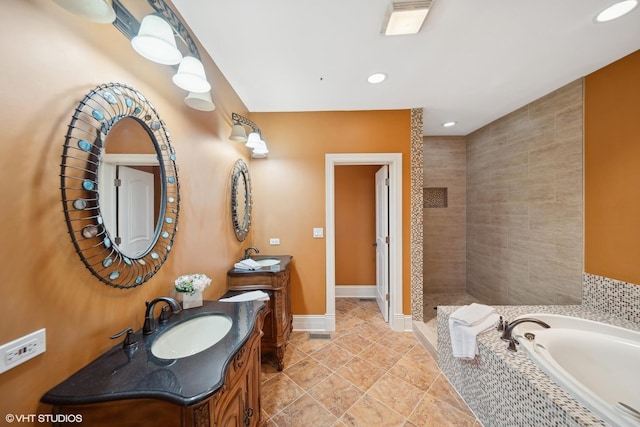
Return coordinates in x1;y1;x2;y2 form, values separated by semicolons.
255;258;280;267
151;314;232;360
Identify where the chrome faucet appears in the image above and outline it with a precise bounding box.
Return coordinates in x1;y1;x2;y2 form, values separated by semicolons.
501;318;551;352
143;297;181;335
243;246;259;260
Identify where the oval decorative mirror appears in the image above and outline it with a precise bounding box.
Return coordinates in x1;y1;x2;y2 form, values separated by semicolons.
60;83;180;289
231;159;252;242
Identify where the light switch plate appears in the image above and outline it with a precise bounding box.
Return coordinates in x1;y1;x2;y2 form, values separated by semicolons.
269;238;280;245
313;227;324;238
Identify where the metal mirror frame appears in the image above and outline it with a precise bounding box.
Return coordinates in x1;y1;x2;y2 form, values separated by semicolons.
60;82;180;289
231;159;252;242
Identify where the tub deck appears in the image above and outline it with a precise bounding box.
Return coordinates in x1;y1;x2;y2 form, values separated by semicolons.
437;305;640;427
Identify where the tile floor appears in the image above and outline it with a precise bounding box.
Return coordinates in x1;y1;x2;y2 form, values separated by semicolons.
260;298;481;426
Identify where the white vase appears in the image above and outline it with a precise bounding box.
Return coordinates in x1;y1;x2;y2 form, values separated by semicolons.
180;291;203;309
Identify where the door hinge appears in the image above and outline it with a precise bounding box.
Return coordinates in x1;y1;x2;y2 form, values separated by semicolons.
385;293;390;301
385;236;390;244
384;178;389;186
114;178;122;187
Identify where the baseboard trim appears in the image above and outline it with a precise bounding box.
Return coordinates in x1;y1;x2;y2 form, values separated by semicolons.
335;285;376;298
292;315;330;332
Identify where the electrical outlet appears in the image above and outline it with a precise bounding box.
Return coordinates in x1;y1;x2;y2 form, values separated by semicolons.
313;227;324;238
269;238;280;245
0;329;46;374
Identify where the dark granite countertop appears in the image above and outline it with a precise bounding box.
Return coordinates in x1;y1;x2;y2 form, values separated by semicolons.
227;255;292;276
41;300;265;407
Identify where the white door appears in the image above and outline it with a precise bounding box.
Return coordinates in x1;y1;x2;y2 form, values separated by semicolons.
118;166;155;257
375;165;390;322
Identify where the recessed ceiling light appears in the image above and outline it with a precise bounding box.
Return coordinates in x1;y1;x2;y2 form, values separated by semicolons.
367;72;387;84
442;121;457;127
595;0;637;22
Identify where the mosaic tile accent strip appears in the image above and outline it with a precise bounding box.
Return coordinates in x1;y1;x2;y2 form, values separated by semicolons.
410;108;424;321
583;272;640;324
423;187;447;208
437;305;640;427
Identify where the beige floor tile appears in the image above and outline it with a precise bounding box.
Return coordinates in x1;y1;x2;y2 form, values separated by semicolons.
309;373;364;418
341;395;406;427
427;374;475;417
367;372;424;418
310;342;356;370
261;374;305;417
333;332;374;355
281;344;307;368
336;356;385;391
356;341;403;370
377;332;420;355
388;356;439;392
284;357;333;391
270;393;338;427
408;394;476;427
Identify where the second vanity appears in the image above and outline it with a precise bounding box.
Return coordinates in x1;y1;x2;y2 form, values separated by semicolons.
227;255;293;370
41;300;266;427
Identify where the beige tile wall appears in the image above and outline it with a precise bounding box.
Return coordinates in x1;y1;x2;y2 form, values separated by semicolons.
423;137;467;297
466;79;584;305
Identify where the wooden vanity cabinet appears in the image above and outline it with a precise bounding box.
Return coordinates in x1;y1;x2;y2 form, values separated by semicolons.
49;310;266;427
227;262;292;371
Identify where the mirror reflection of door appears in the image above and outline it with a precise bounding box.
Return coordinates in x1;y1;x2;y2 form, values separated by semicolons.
118;166;155;256
99;117;162;258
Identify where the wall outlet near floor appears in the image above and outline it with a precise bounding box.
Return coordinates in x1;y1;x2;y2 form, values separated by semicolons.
269;238;280;245
0;328;46;374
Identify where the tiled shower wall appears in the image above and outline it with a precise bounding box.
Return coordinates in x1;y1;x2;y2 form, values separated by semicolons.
423;137;467;299
466;79;584;305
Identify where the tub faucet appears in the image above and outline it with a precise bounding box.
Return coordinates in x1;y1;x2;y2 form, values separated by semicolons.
501;318;551;352
143;297;181;335
243;246;259;260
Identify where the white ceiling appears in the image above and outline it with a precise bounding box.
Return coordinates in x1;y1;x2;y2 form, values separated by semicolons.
172;0;640;136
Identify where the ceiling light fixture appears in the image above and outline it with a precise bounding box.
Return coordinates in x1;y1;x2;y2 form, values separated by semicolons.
442;121;457;127
131;15;183;65
52;0;116;23
368;72;387;84
595;0;638;22
382;0;432;36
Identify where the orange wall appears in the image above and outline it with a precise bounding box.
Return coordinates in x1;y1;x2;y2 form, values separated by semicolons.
585;49;640;285
335;165;378;285
248;111;412;315
0;0;251;419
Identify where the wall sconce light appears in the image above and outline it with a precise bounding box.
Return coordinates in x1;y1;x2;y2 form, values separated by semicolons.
172;56;211;93
184;91;215;111
230;113;269;158
52;0;116;23
131;14;182;65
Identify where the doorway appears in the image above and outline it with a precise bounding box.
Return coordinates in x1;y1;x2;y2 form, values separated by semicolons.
325;153;404;331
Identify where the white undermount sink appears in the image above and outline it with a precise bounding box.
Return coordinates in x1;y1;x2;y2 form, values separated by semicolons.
151;314;232;359
255;258;280;267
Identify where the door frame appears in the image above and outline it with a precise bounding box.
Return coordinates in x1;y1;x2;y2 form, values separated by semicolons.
325;153;403;331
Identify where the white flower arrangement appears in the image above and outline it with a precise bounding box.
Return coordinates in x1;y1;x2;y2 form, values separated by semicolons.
174;274;211;295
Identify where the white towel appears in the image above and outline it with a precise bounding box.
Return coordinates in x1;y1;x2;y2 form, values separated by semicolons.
219;290;270;302
233;259;262;270
449;303;495;326
449;312;500;359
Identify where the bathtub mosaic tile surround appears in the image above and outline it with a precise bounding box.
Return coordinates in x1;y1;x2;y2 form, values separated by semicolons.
583;272;640;324
438;304;640;427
